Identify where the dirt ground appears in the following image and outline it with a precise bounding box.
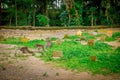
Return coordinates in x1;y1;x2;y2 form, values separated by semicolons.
0;28;120;80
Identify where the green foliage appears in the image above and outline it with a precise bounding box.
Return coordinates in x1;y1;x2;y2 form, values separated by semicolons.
3;37;21;43
112;32;120;39
49;19;62;26
105;32;120;42
59;11;69;26
81;31;96;41
48;9;62;26
40;40;119;74
105;36;116;42
64;35;80;40
1;0;120;26
51;37;58;41
95;34;105;37
115;47;120;54
1;37;45;48
93;41;112;51
36;14;49;26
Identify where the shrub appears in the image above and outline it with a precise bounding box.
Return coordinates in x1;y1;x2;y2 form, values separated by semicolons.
36;14;49;26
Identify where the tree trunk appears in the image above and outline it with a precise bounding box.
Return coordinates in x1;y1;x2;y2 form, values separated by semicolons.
40;0;48;15
15;0;17;26
0;0;1;26
9;17;12;26
105;9;109;22
75;10;80;26
33;8;36;27
91;11;94;26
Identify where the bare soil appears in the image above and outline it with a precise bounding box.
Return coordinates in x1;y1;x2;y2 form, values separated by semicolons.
0;28;120;80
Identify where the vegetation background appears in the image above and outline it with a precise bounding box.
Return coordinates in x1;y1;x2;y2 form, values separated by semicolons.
0;0;120;27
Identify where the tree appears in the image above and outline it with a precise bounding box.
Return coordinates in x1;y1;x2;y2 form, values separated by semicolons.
0;0;1;26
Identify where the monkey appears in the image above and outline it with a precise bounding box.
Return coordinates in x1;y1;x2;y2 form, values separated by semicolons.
15;46;33;56
35;44;45;52
45;38;52;48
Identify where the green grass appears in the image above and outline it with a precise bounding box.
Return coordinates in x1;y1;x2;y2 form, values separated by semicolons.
1;34;120;75
105;32;120;42
67;35;80;40
63;32;96;41
0;37;45;48
42;41;120;74
95;33;106;37
51;37;58;41
81;31;96;41
112;32;120;39
105;36;116;42
115;47;120;54
40;40;120;74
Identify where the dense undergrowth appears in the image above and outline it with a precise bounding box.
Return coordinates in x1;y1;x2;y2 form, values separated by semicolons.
0;31;120;75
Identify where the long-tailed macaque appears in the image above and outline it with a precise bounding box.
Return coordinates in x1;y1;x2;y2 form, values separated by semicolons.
15;46;33;56
45;38;52;48
35;44;45;52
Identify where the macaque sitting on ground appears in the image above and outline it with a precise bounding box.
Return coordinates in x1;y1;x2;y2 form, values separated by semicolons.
15;46;33;56
45;38;52;48
35;44;45;52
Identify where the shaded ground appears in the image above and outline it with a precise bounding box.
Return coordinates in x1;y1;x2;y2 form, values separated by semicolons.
0;28;120;80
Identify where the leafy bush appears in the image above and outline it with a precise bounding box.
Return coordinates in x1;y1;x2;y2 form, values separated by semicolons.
36;14;49;26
